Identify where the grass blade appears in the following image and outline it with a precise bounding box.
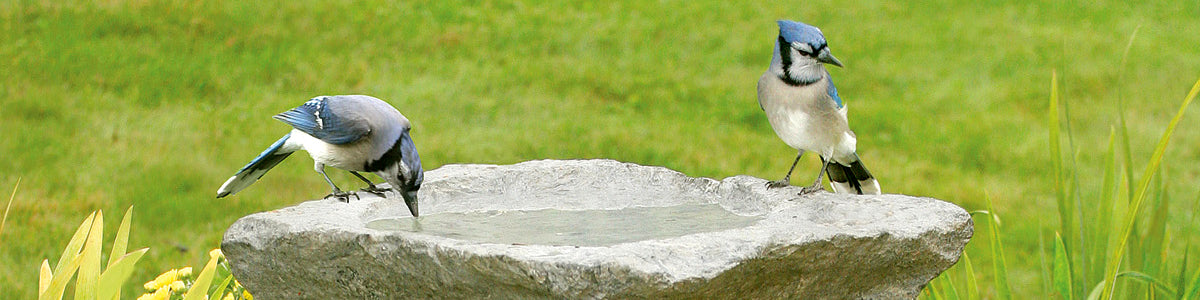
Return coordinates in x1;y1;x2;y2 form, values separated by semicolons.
925;276;945;300
182;253;223;300
1117;271;1177;297
38;259;51;295
1054;233;1074;300
1040;228;1053;297
942;271;961;300
1115;26;1140;203
210;273;235;300
51;212;95;283
963;252;979;300
75;210;104;300
1090;128;1119;285
1186;266;1200;300
1141;170;1170;277
1087;281;1105;300
39;247;83;300
0;177;18;240
1102;77;1200;299
1180;191;1200;299
97;248;149;300
984;195;1012;300
107;206;134;268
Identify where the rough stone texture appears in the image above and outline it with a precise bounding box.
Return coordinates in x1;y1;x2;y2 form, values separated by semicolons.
223;159;973;299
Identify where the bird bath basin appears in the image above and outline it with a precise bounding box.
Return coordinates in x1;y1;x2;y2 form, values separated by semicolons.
223;159;972;299
366;204;762;247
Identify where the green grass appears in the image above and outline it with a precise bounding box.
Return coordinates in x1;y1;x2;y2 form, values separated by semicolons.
2;1;1198;298
923;74;1200;299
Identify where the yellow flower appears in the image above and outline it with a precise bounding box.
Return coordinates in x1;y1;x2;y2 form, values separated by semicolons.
178;266;194;277
243;290;254;300
169;280;186;292
209;248;224;259
137;286;172;300
222;293;235;300
143;269;178;291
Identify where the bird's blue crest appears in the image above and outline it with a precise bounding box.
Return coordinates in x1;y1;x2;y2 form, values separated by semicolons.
776;20;827;45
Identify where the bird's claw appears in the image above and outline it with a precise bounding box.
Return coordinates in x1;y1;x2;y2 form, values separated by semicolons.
324;191;360;203
798;185;825;195
359;186;391;198
766;180;790;189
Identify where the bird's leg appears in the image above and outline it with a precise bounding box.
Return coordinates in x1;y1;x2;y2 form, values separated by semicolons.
350;171;389;197
316;163;357;202
800;157;832;195
767;150;805;188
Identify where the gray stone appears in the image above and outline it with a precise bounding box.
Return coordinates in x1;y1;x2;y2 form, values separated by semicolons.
222;159;972;299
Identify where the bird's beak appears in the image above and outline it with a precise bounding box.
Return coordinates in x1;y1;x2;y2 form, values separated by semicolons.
817;48;844;68
402;190;419;217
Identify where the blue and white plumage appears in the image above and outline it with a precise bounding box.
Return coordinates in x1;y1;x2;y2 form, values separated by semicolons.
758;20;880;195
217;95;425;216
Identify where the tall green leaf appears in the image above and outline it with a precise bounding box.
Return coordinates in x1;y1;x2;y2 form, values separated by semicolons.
38;259;51;295
182;253;223;300
107;206;134;268
963;252;979;300
984;197;1012;300
96;248;149;300
75;210;104;300
1117;271;1176;297
1089;128;1119;287
41;212;96;300
1101;78;1200;299
1115;26;1141;203
1185;266;1200;300
1054;233;1074;300
1140;170;1169;279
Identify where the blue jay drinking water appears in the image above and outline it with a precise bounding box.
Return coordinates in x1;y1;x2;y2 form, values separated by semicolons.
758;20;880;195
216;95;424;216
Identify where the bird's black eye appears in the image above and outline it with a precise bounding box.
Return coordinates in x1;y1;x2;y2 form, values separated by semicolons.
792;42;814;56
811;43;827;56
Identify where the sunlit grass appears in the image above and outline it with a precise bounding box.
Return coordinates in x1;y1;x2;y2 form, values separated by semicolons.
922;76;1200;299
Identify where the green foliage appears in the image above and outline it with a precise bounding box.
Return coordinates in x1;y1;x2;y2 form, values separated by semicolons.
35;206;248;300
136;249;250;300
1054;233;1073;300
38;208;149;300
924;76;1200;299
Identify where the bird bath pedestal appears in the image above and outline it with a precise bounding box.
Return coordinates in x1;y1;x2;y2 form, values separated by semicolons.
222;159;972;299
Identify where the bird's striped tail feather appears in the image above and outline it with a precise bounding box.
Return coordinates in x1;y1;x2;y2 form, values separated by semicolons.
216;133;296;198
824;155;881;195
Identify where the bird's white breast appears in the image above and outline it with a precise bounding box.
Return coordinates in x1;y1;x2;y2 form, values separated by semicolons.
757;72;856;158
290;126;401;172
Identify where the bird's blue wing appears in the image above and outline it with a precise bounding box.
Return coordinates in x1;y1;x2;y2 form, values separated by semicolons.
826;72;844;108
273;97;369;145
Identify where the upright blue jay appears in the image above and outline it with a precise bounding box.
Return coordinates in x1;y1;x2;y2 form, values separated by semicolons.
757;20;880;195
216;95;424;216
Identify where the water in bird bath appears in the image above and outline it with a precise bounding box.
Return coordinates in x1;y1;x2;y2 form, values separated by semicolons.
365;204;762;247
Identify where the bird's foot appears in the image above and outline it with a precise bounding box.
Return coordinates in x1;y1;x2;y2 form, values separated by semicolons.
359;185;392;198
766;180;790;189
324;191;360;203
798;185;825;195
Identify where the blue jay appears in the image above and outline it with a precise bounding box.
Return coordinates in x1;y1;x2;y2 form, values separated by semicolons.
757;20;880;195
216;95;425;216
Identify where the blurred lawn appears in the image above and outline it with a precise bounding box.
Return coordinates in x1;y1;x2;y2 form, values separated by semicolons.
2;1;1198;298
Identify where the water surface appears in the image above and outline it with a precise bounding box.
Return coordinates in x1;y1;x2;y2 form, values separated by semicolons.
366;204;762;247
